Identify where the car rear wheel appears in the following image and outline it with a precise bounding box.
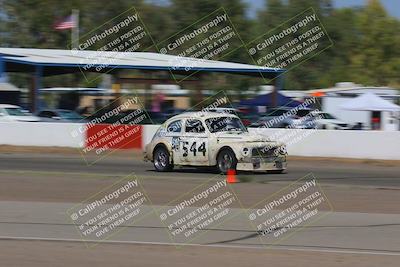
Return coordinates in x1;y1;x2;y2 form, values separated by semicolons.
153;147;173;172
216;149;237;174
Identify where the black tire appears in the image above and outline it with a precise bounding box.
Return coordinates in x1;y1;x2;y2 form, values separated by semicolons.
216;149;237;174
153;146;173;172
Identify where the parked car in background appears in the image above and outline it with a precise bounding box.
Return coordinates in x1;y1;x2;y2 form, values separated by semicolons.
0;104;40;122
308;111;349;130
206;107;258;126
249;107;316;129
37;109;85;122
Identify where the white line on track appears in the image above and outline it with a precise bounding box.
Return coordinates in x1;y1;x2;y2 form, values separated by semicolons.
0;235;399;256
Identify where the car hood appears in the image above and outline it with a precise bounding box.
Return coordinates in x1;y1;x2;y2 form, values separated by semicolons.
215;131;283;146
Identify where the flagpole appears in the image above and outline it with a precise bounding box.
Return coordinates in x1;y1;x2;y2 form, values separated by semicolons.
71;9;79;49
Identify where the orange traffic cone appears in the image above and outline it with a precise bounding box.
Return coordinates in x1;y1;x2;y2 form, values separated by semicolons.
226;169;238;183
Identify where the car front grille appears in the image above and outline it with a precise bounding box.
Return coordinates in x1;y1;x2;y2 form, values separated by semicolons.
252;147;277;158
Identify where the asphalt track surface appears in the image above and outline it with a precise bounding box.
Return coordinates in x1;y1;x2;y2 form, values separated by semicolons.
0;152;399;187
0;151;399;266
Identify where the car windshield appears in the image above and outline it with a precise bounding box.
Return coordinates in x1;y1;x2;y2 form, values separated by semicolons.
205;117;247;133
57;110;83;120
4;107;29;116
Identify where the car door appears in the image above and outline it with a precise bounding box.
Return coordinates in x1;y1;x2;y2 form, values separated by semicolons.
163;119;183;165
178;119;209;165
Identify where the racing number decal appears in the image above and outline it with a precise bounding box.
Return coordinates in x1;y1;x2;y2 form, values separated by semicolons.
182;141;189;157
190;142;197;156
182;141;206;157
198;142;206;156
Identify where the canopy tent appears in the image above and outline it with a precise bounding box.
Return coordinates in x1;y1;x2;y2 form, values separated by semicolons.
239;92;302;107
340;92;400;112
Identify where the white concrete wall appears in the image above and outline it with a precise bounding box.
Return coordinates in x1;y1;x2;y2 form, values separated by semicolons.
1;122;399;160
248;128;400;160
0;122;85;148
140;126;400;160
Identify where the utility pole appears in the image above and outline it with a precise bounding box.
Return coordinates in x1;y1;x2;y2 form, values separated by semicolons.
71;9;80;49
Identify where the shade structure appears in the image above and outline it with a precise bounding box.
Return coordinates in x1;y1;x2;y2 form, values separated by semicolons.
340;92;400;112
0;47;286;112
0;47;283;78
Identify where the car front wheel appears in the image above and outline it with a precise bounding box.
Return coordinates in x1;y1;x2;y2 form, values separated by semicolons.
216;149;237;174
153;146;173;172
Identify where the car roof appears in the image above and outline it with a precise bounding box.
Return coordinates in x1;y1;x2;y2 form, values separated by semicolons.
0;104;20;108
167;111;238;121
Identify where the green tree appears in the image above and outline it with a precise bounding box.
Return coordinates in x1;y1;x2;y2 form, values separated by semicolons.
349;0;400;86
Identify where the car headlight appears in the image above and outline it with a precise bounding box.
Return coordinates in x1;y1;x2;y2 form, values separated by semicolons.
242;147;250;157
278;145;287;155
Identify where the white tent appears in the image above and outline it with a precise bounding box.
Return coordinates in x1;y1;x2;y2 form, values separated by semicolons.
340;92;400;112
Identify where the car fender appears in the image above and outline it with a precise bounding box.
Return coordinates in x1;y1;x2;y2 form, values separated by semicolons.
212;145;242;165
152;141;174;163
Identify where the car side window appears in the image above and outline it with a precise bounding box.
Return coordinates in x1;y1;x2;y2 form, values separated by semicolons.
185;119;205;133
167;120;182;133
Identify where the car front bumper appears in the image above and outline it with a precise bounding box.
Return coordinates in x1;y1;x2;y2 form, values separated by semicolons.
237;157;287;171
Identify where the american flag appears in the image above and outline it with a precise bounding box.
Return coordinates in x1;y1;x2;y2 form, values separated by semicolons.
54;15;76;30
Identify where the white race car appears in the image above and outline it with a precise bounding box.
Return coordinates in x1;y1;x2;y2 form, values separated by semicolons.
144;112;287;173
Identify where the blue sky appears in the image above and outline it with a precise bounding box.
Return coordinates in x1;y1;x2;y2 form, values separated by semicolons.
243;0;400;18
